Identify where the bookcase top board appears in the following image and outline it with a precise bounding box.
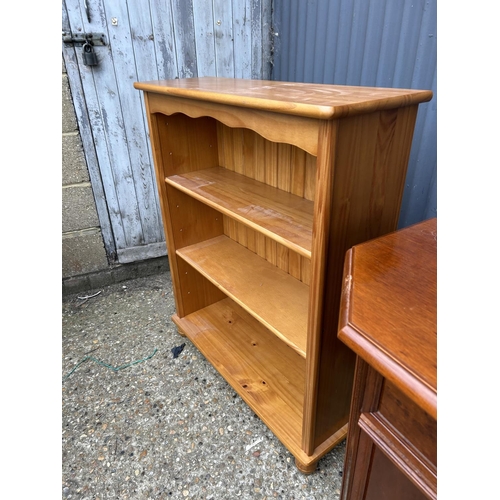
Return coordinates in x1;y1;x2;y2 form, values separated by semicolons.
134;77;432;119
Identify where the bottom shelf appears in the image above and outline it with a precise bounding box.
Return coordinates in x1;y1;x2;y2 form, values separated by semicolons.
173;297;349;468
172;297;309;461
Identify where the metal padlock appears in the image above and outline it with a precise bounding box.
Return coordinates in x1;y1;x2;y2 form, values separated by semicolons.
82;42;98;66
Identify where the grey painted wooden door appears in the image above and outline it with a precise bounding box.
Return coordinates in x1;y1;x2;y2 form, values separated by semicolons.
62;0;272;263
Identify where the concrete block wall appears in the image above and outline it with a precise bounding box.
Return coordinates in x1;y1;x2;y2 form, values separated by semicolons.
62;57;109;281
62;57;169;296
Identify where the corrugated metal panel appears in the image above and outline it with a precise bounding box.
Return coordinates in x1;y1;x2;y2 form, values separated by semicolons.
63;0;272;263
272;0;437;228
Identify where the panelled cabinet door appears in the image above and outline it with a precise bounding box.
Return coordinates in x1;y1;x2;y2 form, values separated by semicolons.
62;0;272;263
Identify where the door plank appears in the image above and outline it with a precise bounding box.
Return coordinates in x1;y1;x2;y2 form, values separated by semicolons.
108;0;164;246
170;0;198;78
150;0;179;80
62;1;116;259
192;0;217;76
232;0;252;78
213;0;235;77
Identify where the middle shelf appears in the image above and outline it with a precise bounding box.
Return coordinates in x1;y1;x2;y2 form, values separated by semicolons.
177;234;309;357
166;166;314;258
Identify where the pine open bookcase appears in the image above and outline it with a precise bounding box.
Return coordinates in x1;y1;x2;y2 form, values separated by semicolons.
133;77;432;473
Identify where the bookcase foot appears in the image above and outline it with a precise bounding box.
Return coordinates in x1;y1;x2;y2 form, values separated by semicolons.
295;458;317;475
175;327;186;337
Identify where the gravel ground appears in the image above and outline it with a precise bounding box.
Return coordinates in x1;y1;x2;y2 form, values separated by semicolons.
62;270;346;500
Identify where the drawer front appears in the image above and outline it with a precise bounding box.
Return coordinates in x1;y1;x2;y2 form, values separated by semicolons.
377;380;437;470
364;444;430;500
355;372;437;499
341;360;437;500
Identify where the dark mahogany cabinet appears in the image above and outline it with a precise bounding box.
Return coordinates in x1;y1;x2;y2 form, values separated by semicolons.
338;218;437;499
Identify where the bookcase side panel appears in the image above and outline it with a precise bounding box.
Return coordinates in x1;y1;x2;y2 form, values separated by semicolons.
165;186;225;317
311;105;421;450
175;259;227;317
302;119;339;455
155;113;219;176
147;105;224;318
143;95;184;315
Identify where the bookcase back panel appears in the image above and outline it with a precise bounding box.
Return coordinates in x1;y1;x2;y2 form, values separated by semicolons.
217;124;317;202
223;217;311;286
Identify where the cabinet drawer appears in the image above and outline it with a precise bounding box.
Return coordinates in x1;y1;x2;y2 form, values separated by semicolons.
356;377;437;499
377;380;436;470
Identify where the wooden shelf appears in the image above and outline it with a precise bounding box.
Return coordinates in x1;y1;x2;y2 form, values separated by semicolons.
176;235;309;357
172;298;307;461
166;166;314;258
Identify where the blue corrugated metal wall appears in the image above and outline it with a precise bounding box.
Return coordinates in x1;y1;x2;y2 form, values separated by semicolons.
272;0;437;228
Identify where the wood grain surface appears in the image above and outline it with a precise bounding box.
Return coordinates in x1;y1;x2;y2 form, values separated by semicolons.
338;218;437;419
147;92;321;155
172;298;306;459
177;235;309;357
135;77;433;119
166;167;314;257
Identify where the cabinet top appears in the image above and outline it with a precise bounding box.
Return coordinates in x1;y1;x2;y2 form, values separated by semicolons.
338;218;437;419
134;77;432;119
